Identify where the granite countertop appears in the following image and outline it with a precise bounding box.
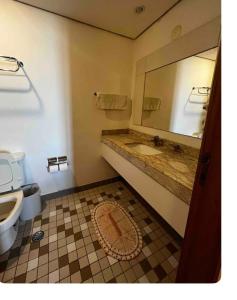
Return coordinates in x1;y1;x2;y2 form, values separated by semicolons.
101;129;199;205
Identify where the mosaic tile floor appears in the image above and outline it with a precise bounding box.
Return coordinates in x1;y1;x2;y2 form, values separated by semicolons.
0;180;181;283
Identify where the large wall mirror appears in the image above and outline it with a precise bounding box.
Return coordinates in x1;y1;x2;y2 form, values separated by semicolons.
142;47;218;138
133;17;220;140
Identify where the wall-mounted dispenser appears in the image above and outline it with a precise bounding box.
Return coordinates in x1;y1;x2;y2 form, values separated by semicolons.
58;156;68;171
47;156;68;173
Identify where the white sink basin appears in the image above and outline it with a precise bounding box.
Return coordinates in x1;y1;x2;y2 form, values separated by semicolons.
125;143;162;155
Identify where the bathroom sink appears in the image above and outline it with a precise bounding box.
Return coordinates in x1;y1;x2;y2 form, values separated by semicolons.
125;143;162;155
168;161;189;173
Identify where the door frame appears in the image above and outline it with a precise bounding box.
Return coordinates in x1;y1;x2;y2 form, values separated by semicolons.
176;47;221;283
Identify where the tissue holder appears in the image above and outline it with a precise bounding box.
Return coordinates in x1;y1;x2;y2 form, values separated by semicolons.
47;156;68;173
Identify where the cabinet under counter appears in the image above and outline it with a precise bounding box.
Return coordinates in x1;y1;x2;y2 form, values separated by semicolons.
101;142;190;237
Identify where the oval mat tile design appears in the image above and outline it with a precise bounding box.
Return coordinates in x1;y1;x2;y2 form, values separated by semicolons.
91;201;142;260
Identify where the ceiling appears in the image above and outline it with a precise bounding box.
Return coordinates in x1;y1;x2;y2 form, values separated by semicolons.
17;0;181;39
196;47;218;61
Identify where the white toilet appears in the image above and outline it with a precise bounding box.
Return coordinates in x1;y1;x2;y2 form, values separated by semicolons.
0;151;25;255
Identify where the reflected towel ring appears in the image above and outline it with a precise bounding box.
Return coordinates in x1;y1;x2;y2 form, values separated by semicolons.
0;56;24;72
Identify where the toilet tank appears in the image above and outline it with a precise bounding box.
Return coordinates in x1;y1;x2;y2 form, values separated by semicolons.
0;151;25;193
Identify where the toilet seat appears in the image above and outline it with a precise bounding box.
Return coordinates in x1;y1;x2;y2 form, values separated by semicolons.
0;190;23;254
0;152;25;254
0;190;23;233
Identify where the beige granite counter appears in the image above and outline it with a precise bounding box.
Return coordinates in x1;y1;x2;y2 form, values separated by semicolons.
101;129;199;205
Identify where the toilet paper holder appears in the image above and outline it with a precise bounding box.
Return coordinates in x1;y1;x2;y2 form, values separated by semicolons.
47;156;68;172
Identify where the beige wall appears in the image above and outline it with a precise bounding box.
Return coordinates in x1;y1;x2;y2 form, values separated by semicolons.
130;0;220;148
0;0;220;195
142;63;178;130
133;0;220;60
0;0;133;195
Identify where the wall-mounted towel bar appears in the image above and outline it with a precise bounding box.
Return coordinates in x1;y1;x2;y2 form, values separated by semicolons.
0;56;24;72
191;86;210;96
184;86;211;112
187;86;211;105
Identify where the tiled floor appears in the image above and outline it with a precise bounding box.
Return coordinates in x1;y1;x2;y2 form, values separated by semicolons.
0;180;181;283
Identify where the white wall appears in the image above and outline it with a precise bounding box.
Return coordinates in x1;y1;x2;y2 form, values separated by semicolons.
0;0;133;195
130;0;221;148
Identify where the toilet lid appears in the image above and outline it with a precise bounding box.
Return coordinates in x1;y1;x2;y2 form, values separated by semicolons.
0;159;13;185
0;153;21;193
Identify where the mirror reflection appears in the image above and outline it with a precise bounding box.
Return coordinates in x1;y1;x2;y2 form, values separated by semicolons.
142;47;218;138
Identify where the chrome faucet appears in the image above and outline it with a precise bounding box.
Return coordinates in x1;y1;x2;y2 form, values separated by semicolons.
153;136;164;147
173;144;182;153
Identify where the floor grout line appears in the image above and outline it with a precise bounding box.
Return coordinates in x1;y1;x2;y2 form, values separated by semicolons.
0;181;180;283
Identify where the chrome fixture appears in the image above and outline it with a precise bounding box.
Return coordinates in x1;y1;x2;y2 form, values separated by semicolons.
153;136;164;147
173;144;183;153
0;56;24;72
